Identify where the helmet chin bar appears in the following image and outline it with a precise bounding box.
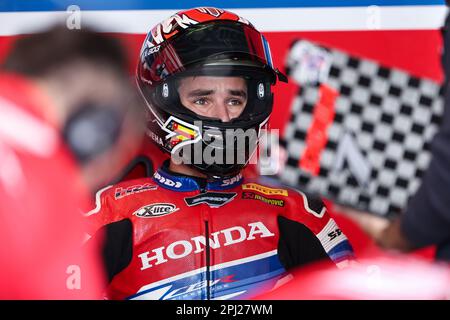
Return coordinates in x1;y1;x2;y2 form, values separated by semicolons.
168;120;262;178
194;162;246;179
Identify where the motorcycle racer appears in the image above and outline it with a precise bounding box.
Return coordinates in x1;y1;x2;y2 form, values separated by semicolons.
86;7;354;300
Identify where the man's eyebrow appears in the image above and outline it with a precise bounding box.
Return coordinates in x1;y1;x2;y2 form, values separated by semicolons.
187;89;214;97
228;89;247;98
186;89;247;98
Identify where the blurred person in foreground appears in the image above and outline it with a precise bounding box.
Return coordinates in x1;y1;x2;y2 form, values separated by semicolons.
335;11;450;262
255;252;450;299
86;7;354;300
0;26;144;299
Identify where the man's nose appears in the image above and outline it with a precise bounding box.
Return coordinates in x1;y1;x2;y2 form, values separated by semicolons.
213;103;231;122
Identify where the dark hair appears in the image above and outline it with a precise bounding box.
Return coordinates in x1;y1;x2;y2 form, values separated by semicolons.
2;25;128;77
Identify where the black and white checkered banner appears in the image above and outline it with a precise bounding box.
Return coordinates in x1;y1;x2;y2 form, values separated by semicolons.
279;39;444;216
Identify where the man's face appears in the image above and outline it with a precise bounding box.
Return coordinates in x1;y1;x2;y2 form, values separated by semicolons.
178;76;247;122
60;62;144;192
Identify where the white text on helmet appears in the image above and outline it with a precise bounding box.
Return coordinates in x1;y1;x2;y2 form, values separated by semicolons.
149;14;199;47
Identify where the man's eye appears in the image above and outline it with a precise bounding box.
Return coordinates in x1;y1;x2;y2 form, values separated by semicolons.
194;98;208;106
228;99;244;106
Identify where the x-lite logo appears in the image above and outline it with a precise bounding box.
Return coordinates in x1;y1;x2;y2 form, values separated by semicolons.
133;203;179;218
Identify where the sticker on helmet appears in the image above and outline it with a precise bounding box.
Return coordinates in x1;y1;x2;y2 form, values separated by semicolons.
196;7;224;18
148;14;199;47
161;116;202;152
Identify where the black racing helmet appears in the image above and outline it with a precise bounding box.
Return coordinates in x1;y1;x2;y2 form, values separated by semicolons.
136;7;287;178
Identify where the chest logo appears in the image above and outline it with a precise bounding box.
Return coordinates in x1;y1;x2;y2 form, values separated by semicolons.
114;183;157;200
133;203;179;218
242;183;288;197
184;192;237;208
138;221;275;270
242;192;285;207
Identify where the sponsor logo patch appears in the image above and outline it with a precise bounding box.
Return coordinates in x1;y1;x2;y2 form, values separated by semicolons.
138;221;275;270
146;129;164;146
114;183;157;200
242;183;288;197
242;192;284;207
154;171;182;189
133;203;179;218
220;173;243;187
328;228;343;240
184;192;237;208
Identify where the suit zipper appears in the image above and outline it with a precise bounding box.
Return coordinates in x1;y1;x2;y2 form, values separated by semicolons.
204;219;211;300
199;186;211;300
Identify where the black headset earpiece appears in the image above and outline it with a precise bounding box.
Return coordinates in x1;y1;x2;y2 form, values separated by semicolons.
63;103;122;164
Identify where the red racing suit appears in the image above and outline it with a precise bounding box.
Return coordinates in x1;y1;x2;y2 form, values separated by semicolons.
87;161;354;300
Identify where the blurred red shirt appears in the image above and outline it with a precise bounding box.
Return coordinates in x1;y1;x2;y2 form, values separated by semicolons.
0;74;104;299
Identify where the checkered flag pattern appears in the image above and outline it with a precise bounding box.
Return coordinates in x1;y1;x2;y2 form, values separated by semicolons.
279;40;444;216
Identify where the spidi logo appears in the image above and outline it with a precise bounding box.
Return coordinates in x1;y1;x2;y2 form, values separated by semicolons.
133;203;179;218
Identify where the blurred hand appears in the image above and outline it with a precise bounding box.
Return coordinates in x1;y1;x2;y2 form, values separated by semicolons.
332;204;389;240
332;204;412;251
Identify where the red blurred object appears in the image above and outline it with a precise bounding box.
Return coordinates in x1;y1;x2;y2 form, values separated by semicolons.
0;74;104;299
325;199;436;260
255;252;450;300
